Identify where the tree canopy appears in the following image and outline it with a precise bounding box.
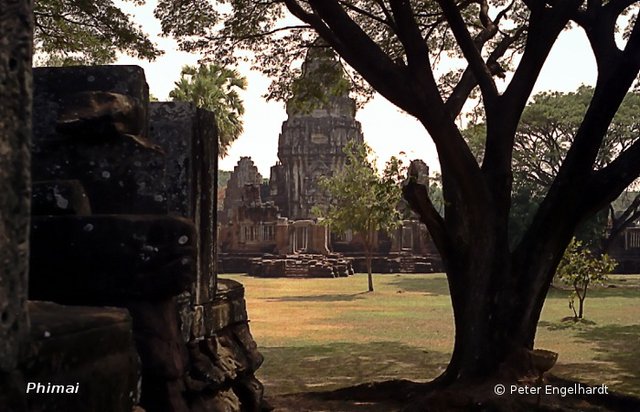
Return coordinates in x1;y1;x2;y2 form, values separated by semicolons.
314;141;404;292
34;0;161;65
556;238;617;320
169;64;247;157
464;86;640;248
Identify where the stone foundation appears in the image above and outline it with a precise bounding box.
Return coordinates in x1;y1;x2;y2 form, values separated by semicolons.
21;302;139;412
221;252;442;276
348;252;443;273
183;279;265;411
248;254;354;278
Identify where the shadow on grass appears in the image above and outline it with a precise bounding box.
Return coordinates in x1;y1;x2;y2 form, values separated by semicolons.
257;341;449;396
538;318;597;331
546;323;640;397
268;292;369;302
576;324;640;395
387;276;450;295
547;284;640;299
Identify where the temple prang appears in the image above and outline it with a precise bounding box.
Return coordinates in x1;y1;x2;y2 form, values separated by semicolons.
219;46;442;276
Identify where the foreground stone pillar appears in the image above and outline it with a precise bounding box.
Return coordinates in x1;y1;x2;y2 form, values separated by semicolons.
0;0;33;371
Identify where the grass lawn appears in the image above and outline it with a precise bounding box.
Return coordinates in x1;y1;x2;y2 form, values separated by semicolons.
221;273;640;397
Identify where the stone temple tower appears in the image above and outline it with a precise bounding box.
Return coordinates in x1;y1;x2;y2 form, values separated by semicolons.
269;44;364;219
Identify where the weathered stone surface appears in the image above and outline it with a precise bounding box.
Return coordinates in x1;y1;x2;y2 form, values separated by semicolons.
139;377;189;412
232;324;264;372
29;215;196;303
127;299;188;380
272;49;364;220
25;66;266;412
191;280;249;337
31;180;91;216
233;375;264;412
31;135;167;215
248;253;353;278
187;338;242;409
56;91;146;138
177;293;195;343
32;66;165;215
187;340;228;388
22;301;138;412
127;299;191;412
0;0;33;372
185;323;266;412
221;157;264;224
33;66;149;141
190;389;240;412
149;102;218;305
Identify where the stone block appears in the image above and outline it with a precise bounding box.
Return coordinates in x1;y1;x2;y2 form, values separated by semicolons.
32;180;91;216
232;324;264;372
31;66;165;215
191;297;248;339
149;102;218;304
186;340;227;388
209;335;240;380
204;299;248;336
29;215;196;303
56;91;145;138
31;135;167;215
176;292;194;342
126;299;188;380
232;375;264;412
33;66;149;142
22;301;138;412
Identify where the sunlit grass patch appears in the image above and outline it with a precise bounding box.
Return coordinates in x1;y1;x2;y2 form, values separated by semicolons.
221;273;640;396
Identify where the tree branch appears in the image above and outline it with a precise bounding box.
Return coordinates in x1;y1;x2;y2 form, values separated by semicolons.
206;24;310;42
588;138;640;217
603;0;639;18
373;0;395;26
557;17;640;197
436;0;498;108
337;0;392;27
388;0;433;81
614;193;640;229
574;0;625;73
501;0;581;130
445;25;526;118
283;0;416;113
402;180;452;264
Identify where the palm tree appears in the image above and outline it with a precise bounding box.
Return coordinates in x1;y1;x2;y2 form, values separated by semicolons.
170;64;247;157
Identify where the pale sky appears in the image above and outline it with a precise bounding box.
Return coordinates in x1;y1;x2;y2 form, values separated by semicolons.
115;1;598;175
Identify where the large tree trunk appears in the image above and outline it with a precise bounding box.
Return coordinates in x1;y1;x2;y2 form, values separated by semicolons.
441;257;552;382
441;253;528;381
404;179;571;384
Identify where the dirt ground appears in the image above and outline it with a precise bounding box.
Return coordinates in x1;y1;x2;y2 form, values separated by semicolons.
264;378;640;412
